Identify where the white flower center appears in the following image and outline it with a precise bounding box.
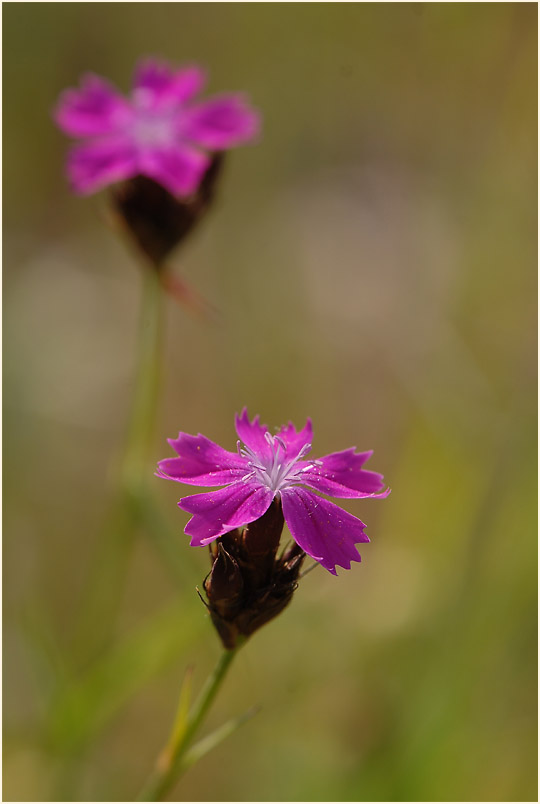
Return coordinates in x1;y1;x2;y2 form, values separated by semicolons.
132;111;175;147
239;432;315;494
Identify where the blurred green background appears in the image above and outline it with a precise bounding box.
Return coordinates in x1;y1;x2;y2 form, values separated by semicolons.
3;3;537;801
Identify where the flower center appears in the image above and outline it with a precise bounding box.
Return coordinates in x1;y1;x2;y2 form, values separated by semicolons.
132;111;175;147
239;432;314;494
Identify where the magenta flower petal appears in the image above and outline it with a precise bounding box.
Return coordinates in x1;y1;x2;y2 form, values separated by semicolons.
281;487;370;575
133;59;205;109
277;418;313;460
302;448;390;499
54;73;133;137
157;432;247;486
234;408;272;460
180;481;273;546
66;137;137;194
182;95;261;150
138;144;210;196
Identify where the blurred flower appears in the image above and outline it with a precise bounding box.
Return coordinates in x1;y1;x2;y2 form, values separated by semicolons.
54;58;260;196
157;408;389;575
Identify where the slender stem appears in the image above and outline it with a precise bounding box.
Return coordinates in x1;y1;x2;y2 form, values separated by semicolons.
73;267;164;664
121;267;164;492
138;647;240;801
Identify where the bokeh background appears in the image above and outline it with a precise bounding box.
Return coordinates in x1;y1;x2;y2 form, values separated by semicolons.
3;3;537;801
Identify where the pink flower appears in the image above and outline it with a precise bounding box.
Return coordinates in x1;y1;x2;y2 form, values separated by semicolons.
157;409;390;575
54;59;260;197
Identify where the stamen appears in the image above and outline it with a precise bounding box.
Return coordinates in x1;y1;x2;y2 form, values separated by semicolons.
299;562;321;579
237;432;316;495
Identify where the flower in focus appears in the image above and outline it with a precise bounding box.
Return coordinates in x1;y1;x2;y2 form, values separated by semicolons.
54;58;260;197
157;408;389;575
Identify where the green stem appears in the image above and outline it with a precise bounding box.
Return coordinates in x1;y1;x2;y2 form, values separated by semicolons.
121;267;164;492
73;267;164;664
138;647;240;801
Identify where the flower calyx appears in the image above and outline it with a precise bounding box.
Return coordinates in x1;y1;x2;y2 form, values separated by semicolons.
202;498;306;649
111;153;224;268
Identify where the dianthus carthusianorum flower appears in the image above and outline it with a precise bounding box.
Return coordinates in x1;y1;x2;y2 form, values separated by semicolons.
54;59;260;196
158;409;389;575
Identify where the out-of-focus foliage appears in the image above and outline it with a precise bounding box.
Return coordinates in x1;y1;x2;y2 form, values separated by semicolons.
3;3;537;801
